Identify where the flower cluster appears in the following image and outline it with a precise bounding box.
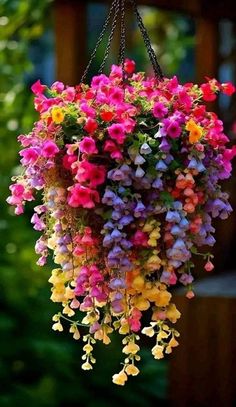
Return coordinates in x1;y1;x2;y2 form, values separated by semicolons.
7;60;235;384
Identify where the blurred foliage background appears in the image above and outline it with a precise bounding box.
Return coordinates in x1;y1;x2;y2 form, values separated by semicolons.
0;1;234;406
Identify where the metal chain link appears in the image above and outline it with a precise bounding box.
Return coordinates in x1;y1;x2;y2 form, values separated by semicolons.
98;0;121;74
118;0;126;79
81;0;164;83
80;0;118;83
130;0;164;79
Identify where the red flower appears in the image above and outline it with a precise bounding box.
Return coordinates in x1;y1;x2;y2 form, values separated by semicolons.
124;59;136;74
84;118;98;134
100;111;114;122
200;83;217;102
221;82;235;96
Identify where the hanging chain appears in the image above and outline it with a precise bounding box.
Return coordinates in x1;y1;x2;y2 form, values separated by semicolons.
81;0;164;83
130;0;164;79
80;0;118;83
118;0;126;79
98;0;121;74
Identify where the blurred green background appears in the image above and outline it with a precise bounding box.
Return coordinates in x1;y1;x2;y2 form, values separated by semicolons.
0;1;235;406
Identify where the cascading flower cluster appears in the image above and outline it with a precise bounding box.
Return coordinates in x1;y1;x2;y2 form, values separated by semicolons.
8;59;235;385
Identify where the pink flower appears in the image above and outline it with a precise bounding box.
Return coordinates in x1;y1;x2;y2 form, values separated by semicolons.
68;184;100;208
20;148;39;165
31;80;46;95
79;137;98;154
104;140;123;160
63;86;76;102
131;230;148;247
153;102;168;119
166;121;181;138
51;81;65;93
91;74;110;88
62;154;77;172
178;90;192;110
10;183;24;198
80;103;96;118
120;118;136;133
42;141;59;158
75;161;106;187
109;87;124;105
204;261;214;272
108;123;126;144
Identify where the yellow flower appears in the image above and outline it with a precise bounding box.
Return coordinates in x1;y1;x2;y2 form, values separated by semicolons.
125;364;140;376
81;361;93;370
141;326;155;337
123;342;140;355
132;275;145;290
149;229;161;239
52;321;63;332
62;305;75;317
185;118;196;131
147;238;157;247
166;303;181;323
51;107;65;124
133;296;150;311
152;344;164;359
69;325;81;340
156;330;169;341
119;320;130;335
169;337;179;348
83;343;93;353
112;370;128;386
143;286;160;302
155;290;172;307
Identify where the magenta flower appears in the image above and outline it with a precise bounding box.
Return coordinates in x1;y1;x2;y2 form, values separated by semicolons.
42;141;59;158
166;121;182;138
108;123;126;144
79;137;98;154
153;102;168;119
68;184;100;208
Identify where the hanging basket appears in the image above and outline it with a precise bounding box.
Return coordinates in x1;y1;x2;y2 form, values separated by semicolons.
7;0;236;385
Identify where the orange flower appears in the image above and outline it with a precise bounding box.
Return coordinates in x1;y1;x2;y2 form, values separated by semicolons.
186;119;203;144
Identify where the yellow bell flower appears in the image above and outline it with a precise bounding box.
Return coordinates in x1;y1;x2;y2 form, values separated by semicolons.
81;361;93;371
123;342;140;355
149;229;161;239
143;286;160;302
132;275;145;290
133;296;150;311
83;343;93;354
147;238;157;247
141;326;155;337
112;370;128;386
52;321;63;332
155;290;172;307
125;364;140;376
152;344;164;359
166;303;181;323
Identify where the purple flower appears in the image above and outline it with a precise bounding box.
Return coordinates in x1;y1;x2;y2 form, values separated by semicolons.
156;160;168;171
102;189;116;205
166;210;181;223
140;143;152;155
